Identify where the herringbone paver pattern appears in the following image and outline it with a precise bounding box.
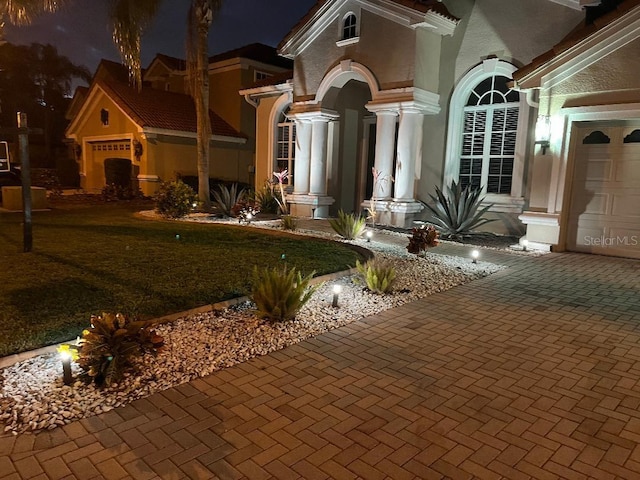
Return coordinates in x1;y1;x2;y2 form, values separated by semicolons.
1;245;640;479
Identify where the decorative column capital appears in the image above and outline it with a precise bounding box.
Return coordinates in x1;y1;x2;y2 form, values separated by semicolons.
287;105;339;123
365;103;399;116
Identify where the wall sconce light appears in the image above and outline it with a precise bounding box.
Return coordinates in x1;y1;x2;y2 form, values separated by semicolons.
471;249;479;264
332;284;342;307
535;115;551;155
133;139;143;158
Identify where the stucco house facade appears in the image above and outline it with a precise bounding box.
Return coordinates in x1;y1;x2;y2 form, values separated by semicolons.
242;0;640;259
66;44;291;196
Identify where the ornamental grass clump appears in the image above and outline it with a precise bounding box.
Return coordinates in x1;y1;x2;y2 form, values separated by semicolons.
355;258;396;294
154;180;196;218
281;215;297;231
77;313;164;387
423;180;494;239
407;224;439;256
251;265;316;321
329;210;366;240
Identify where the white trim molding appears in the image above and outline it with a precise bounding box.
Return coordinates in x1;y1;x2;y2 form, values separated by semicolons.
515;4;640;90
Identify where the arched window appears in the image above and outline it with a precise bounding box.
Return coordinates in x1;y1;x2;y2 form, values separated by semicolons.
343;13;357;40
276;108;295;183
459;75;520;194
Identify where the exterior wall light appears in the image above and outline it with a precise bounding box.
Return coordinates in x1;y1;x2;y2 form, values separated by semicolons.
535;115;551;155
332;284;342;307
471;249;479;264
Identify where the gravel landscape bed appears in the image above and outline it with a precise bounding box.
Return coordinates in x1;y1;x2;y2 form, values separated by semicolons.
0;226;504;435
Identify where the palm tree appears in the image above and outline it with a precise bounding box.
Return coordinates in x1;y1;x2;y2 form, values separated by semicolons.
109;0;222;210
0;0;68;42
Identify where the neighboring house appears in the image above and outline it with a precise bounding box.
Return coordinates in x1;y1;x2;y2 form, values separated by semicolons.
241;0;640;259
66;43;291;196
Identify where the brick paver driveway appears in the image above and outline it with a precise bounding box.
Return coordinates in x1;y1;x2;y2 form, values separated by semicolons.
1;248;640;479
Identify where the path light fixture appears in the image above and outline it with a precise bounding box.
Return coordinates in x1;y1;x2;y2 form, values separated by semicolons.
175;234;180;240
58;345;74;386
366;230;373;243
522;239;529;252
246;213;253;224
471;249;480;264
332;284;342;307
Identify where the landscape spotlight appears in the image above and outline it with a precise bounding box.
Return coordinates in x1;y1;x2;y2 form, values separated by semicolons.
471;250;479;264
246;213;253;224
332;284;342;307
366;230;373;243
522;239;529;252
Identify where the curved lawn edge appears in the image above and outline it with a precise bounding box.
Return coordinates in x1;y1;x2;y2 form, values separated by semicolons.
0;244;373;371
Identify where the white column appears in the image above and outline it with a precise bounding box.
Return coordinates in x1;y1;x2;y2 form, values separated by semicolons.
373;110;397;200
394;110;424;201
293;120;312;195
309;117;331;195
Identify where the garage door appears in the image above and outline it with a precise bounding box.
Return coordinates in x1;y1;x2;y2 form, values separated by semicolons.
567;125;640;259
86;140;131;192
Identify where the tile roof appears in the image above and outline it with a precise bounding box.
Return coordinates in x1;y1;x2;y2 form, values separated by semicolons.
278;0;457;51
154;53;186;71
96;77;243;139
208;43;292;69
514;0;640;83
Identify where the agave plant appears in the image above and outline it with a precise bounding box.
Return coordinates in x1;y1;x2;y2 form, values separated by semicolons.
212;183;246;217
355;258;396;294
423;180;494;239
251;265;317;321
329;210;366;240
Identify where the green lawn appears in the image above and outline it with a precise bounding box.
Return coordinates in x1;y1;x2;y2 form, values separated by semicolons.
0;203;363;357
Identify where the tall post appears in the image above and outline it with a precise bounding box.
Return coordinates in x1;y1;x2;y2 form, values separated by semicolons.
17;112;32;253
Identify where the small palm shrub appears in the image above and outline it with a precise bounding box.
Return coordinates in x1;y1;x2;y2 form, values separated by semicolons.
212;183;246;217
423;180;493;239
329;210;366;240
281;215;297;231
251;265;316;321
355;258;396;294
154;180;196;218
407;225;439;256
77;313;164;387
253;181;281;214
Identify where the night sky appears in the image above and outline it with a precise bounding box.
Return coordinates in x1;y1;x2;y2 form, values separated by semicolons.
5;0;317;84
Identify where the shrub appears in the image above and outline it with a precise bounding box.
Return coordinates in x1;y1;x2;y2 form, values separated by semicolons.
281;215;297;231
355;258;396;294
231;199;260;223
212;183;246;217
407;225;439;256
77;313;164;387
329;210;366;240
423;180;494;239
253;181;281;214
102;183;142;201
251;265;316;321
154;180;196;218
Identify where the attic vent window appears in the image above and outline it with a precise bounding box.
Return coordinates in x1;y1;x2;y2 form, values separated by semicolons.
100;109;109;126
336;13;360;47
343;14;357;39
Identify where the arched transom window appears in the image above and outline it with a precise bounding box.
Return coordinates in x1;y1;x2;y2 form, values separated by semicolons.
343;13;357;40
276;108;296;183
459;75;520;194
